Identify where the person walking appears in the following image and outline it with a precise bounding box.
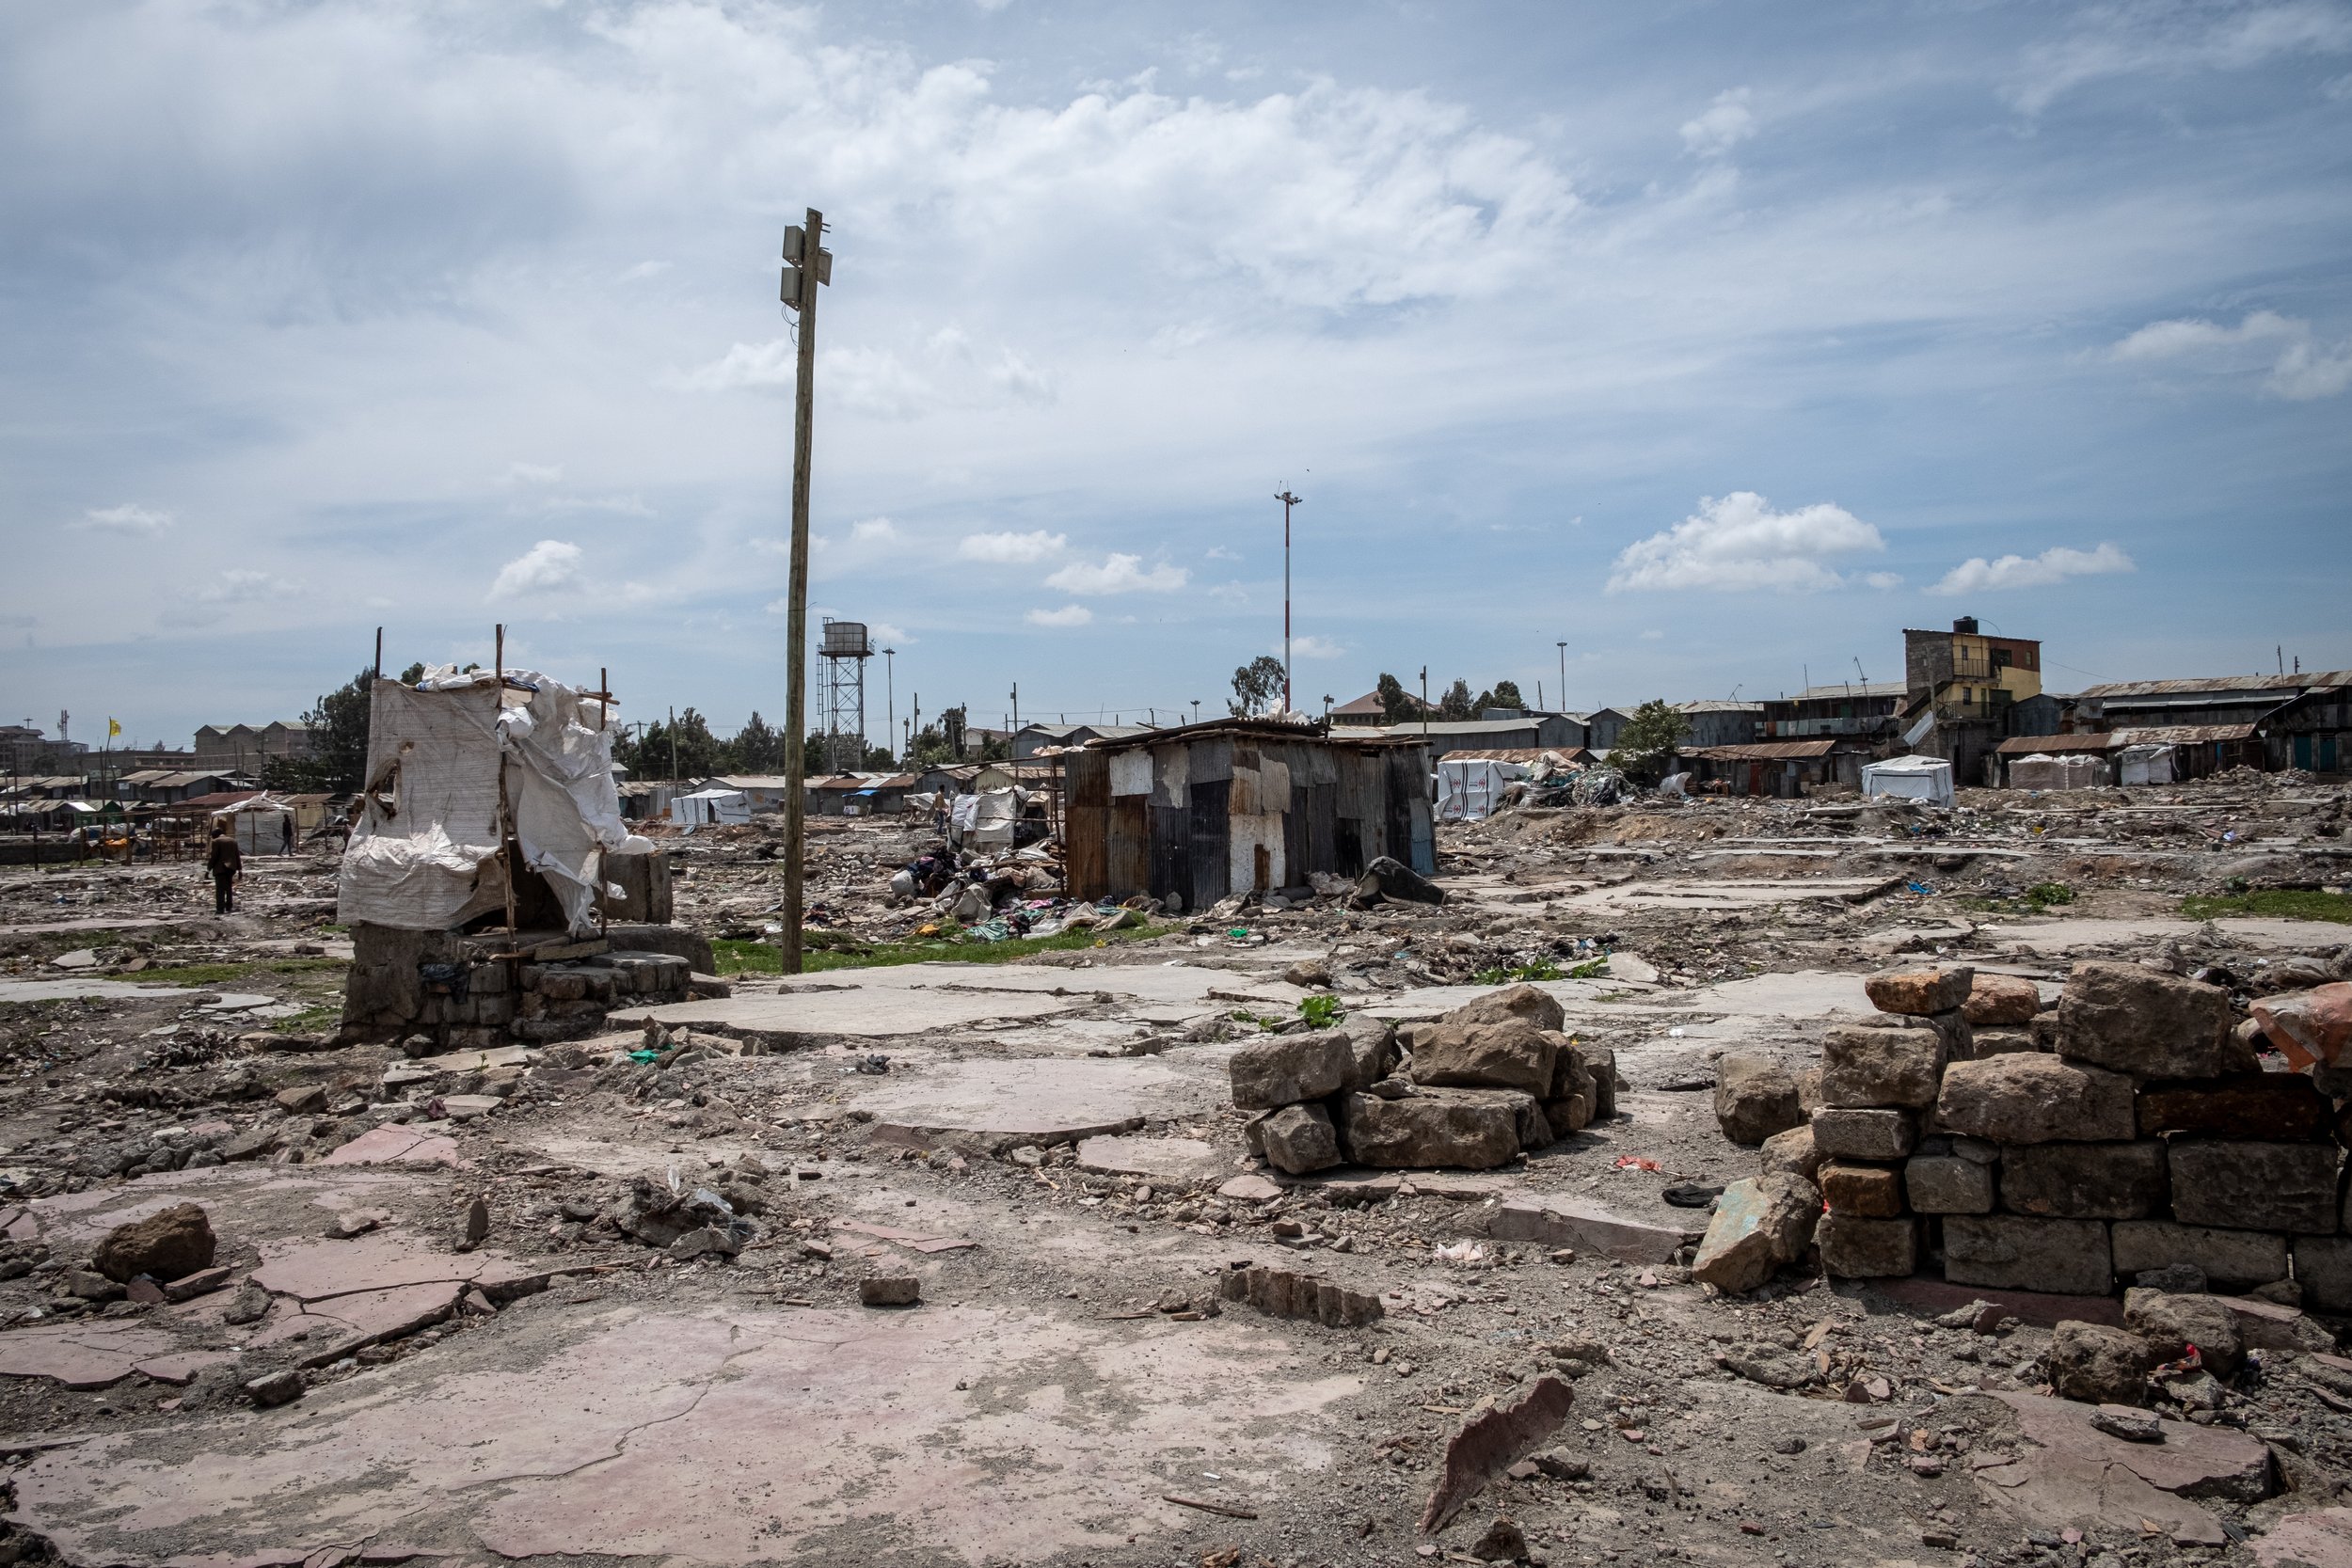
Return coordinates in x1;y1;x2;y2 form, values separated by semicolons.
206;825;242;915
279;813;294;856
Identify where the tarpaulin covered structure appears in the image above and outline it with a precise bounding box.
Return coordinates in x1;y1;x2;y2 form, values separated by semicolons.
675;788;751;830
337;670;651;939
1434;756;1526;821
1861;753;1955;806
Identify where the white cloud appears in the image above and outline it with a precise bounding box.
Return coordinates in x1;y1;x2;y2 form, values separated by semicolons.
1863;571;1905;591
1203;545;1238;561
959;530;1066;563
539;493;653;517
1026;604;1093;626
1931;543;2135;595
199;569;299;603
501;461;563;485
488;539;586;599
1607;492;1886;593
2014;5;2352;114
1290;635;1345;659
871;621;914;645
2110;310;2351;400
1044;553;1189;594
75;502;173;534
1680;88;1756;157
669;339;795;394
850;517;900;544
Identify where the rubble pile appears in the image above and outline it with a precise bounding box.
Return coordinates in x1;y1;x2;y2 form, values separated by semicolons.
1232;985;1619;1174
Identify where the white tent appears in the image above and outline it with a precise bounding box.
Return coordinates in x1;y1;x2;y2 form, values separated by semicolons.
675;788;752;830
219;794;295;855
2117;744;2177;786
1861;753;1954;807
1434;757;1527;821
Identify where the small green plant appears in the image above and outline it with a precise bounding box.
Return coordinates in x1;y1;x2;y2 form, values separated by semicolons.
2023;881;2075;911
2182;889;2352;926
1297;994;1343;1030
1471;958;1565;986
1565;957;1611;979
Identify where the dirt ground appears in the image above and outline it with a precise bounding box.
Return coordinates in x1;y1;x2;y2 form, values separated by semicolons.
2;772;2350;1568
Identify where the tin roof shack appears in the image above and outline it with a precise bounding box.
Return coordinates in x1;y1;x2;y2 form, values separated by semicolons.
1675;700;1765;748
1760;682;1905;743
1991;724;2265;784
335;669;707;1052
1356;714;1584;757
1064;721;1433;910
1679;738;1856;798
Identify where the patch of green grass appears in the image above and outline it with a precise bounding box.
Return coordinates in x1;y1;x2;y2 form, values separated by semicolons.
1957;880;2079;918
135;957;349;986
271;1002;342;1034
2182;889;2352;925
1298;994;1343;1030
712;924;1175;976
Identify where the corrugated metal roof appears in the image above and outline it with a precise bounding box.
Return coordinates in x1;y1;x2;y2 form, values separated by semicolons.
1783;682;1907;702
1680;739;1842;761
2076;672;2352;699
1994;723;2260;756
1443;748;1595;763
1677;700;1765;714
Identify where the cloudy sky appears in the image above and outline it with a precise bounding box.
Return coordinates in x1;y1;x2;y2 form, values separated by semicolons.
5;0;2349;752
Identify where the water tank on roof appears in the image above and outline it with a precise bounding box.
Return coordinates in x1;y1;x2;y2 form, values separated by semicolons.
820;620;872;657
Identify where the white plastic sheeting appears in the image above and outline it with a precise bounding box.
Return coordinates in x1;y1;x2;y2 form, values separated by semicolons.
2011;752;2110;791
675;788;751;830
1862;753;1954;806
2116;745;2175;786
1434;758;1527;821
337;672;652;937
220;795;294;856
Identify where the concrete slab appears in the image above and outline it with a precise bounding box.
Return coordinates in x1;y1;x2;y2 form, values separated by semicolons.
13;1303;1359;1567
771;959;1304;1007
1972;1390;2272;1546
0;978;232;1006
249;1233;549;1306
1488;1195;1700;1264
318;1127;462;1167
1973;915;2352;956
1554;878;1893;914
1073;1135;1229;1183
611;986;1087;1045
852;1049;1237;1149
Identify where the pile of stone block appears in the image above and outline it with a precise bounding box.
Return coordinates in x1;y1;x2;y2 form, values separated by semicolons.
1800;958;2352;1306
1232;984;1617;1174
343;925;702;1053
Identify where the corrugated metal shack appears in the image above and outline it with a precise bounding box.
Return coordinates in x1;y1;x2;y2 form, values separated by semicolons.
1065;720;1434;907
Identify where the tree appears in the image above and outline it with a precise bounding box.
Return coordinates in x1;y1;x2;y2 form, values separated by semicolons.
1481;679;1525;712
1610;699;1690;784
1375;672;1422;721
1229;655;1286;717
397;661;427;685
263;668;373;794
1438;678;1474;721
731;711;784;773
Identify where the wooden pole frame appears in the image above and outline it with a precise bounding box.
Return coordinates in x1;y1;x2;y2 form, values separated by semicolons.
780;207;830;974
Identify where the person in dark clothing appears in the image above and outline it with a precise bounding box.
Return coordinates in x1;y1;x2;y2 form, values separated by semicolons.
279;814;294;856
206;827;242;915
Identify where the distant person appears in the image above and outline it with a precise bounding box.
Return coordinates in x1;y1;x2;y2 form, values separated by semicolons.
280;814;294;856
206;825;242;915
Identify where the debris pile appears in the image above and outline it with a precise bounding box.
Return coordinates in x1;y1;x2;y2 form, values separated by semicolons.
1232;985;1618;1174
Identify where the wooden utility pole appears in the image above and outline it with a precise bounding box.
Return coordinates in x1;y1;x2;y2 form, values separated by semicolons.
778;209;833;974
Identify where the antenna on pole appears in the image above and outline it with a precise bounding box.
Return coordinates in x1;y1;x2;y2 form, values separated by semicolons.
1275;487;1302;716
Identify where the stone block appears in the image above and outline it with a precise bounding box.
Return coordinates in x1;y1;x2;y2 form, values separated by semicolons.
1407;1019;1558;1097
2110;1221;2288;1289
2000;1141;2169;1220
1969;1028;2038;1057
2046;1322;2149;1405
860;1275;921;1307
2137;1073;2330;1142
1690;1173;1820;1294
1444;982;1566;1035
1818;1025;1945;1109
1713;1055;1803;1145
1820;1160;1906;1218
1338;1088;1524;1169
2122;1289;2245;1378
2169;1140;2339;1234
1260;1102;1341;1175
1231;1031;1354;1109
1219;1264;1382;1326
2056;960;2249;1079
1817;1213;1916;1277
1810;1107;1915;1160
1964;973;2042;1026
1944;1214;2113;1296
1935;1054;2135;1144
1866;964;1975;1016
1905;1154;1994;1214
1336;1015;1398;1093
1759;1124;1822;1181
1585;1047;1619;1119
1490;1196;1694;1264
2290;1235;2352;1313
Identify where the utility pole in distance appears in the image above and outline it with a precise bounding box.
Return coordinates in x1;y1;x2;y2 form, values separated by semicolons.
882;646;896;765
1275;488;1302;716
778;208;833;974
1556;641;1567;715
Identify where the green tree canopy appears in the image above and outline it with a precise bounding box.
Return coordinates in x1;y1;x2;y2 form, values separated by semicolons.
1438;678;1474;721
1229;655;1286;717
264;668;373;794
1610;699;1690;784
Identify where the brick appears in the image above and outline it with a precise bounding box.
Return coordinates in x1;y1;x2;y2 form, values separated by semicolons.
2136;1073;2330;1141
1904;1154;1994;1214
1865;964;1974;1016
1810;1108;1915;1160
1817;1213;1916;1278
1820;1160;1905;1218
2169;1140;2339;1234
1817;1026;1944;1109
1963;973;2042;1026
1943;1214;2112;1297
2109;1221;2287;1290
2055;960;2249;1079
1934;1054;2135;1144
1999;1141;2168;1220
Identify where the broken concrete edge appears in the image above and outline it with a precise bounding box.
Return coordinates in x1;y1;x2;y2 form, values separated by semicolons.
867;1117;1148;1157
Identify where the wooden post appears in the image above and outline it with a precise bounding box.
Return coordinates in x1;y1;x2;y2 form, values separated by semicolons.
780;207;832;974
495;625;519;946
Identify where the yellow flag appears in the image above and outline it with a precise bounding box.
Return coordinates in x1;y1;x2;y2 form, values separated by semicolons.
107;718;121;737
